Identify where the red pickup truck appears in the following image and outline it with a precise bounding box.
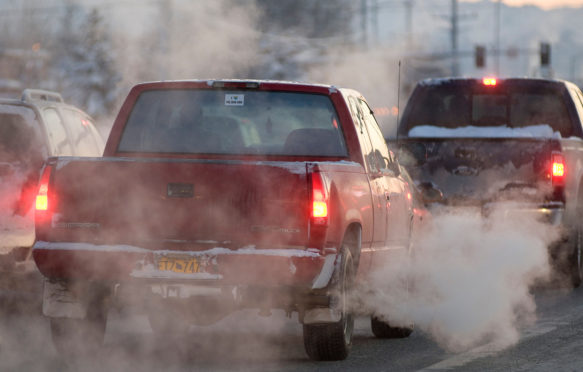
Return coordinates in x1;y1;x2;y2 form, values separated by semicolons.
32;80;418;360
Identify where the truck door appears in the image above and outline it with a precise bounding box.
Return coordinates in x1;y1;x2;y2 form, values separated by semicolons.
358;99;412;270
349;97;386;248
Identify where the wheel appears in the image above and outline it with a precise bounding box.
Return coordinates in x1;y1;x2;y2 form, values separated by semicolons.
371;316;413;338
303;245;355;361
569;225;583;288
50;288;109;358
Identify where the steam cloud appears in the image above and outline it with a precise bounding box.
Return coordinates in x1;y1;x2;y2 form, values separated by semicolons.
0;0;566;368
0;170;35;254
307;48;401;138
356;203;560;352
113;0;260;89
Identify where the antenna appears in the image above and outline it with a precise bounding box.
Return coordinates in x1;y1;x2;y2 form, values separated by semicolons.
396;60;402;144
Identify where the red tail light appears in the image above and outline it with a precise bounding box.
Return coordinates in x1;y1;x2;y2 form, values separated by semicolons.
551;152;565;185
35;184;48;211
483;77;497;86
311;172;329;225
35;164;54;222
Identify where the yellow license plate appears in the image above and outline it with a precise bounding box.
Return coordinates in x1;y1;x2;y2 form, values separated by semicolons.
157;256;200;274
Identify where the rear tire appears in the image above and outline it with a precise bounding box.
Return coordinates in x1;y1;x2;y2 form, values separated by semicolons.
371;316;413;338
569;226;583;288
303;247;355;361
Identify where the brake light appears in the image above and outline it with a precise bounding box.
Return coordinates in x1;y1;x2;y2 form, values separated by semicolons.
483;77;497;86
553;161;564;177
551;152;565;185
35;185;48;211
35;165;53;212
311;172;329;224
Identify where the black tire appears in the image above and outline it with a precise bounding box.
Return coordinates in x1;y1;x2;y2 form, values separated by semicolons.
570;226;583;288
371;316;413;338
50;288;109;358
303;247;355;361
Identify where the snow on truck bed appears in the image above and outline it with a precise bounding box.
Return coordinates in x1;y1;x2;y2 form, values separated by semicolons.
408;124;563;139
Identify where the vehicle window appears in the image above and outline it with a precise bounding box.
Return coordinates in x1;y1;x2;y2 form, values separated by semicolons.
405;84;572;137
42;108;73;156
348;96;376;172
359;99;392;172
0;112;44;165
118;89;348;157
60;108;102;156
509;92;571;135
406;89;472;129
570;88;583;136
473;94;507;126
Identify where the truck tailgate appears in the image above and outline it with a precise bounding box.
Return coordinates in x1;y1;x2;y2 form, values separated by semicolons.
399;138;561;205
47;158;310;250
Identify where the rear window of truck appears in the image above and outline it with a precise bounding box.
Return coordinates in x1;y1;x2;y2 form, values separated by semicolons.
403;83;573;137
117;89;348;157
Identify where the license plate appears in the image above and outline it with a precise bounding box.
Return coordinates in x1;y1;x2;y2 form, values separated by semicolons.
157;256;200;274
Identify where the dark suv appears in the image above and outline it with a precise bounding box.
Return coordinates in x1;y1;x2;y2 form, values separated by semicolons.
0;89;104;269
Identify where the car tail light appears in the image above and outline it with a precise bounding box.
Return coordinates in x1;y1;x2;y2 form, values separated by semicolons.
35;164;54;223
483;77;497;86
551;152;565;185
311;172;329;225
35;184;48;211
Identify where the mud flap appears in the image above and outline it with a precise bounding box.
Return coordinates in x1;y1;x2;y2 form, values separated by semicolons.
311;254;339;290
304;252;345;324
42;279;87;319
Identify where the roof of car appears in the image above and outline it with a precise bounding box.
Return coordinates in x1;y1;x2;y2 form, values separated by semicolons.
129;79;357;96
418;77;573;88
0;89;87;113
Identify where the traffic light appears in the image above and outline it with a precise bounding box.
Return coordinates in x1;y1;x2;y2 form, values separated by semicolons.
540;42;551;67
475;45;486;68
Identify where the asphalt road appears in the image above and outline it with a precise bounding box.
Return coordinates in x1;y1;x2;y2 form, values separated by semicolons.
2;282;583;372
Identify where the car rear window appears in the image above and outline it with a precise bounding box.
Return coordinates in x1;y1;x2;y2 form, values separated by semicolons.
403;82;573;137
117;89;348;157
0;106;45;164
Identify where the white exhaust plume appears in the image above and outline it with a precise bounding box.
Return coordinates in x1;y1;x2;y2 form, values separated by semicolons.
0;169;35;255
355;203;560;352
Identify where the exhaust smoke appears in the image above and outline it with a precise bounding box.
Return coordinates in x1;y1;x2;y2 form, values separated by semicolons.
355;203;560;352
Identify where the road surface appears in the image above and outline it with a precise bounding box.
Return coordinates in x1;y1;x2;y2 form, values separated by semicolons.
2;279;583;371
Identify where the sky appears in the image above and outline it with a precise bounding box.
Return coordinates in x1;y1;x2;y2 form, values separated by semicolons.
463;0;583;9
505;0;583;8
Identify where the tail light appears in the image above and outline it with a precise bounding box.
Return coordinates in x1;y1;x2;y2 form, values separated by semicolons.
551;152;565;186
483;77;497;86
311;172;329;226
35;164;54;224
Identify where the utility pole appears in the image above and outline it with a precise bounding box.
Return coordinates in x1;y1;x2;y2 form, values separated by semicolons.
372;0;379;45
361;0;368;48
158;0;172;80
495;0;501;75
405;0;414;48
451;0;459;76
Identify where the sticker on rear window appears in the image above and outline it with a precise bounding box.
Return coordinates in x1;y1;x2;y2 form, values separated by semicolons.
225;94;244;106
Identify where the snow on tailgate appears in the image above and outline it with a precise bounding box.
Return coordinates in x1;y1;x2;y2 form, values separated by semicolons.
33;241;322;257
408;124;562;138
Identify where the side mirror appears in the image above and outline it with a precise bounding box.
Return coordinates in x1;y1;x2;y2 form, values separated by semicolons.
386;159;400;176
417;181;444;205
